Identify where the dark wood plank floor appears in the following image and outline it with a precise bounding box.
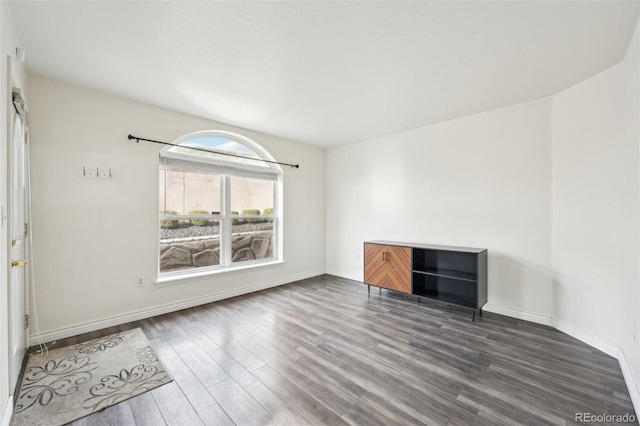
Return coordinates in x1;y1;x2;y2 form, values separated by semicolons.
26;275;637;425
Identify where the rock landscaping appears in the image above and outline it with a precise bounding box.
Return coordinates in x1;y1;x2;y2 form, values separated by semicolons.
159;223;273;272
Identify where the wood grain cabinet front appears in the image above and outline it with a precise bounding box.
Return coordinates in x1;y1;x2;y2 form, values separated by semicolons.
364;243;412;293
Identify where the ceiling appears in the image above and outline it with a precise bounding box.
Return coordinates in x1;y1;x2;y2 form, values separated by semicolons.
8;1;640;147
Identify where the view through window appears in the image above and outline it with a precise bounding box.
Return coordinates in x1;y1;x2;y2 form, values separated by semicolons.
159;132;281;276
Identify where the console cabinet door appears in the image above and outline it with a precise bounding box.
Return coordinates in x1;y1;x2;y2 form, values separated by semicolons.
364;243;412;293
385;245;412;293
364;243;386;287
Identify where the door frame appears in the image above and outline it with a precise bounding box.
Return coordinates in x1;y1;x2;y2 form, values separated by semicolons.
6;55;29;396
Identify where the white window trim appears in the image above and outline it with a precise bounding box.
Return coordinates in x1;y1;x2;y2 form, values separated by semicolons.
158;131;284;282
155;260;286;287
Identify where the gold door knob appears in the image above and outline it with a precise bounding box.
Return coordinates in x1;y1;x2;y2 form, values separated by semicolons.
11;260;27;267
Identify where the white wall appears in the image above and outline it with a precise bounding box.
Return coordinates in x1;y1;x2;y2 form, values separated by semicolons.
1;2;26;423
26;74;325;338
326;97;553;320
552;17;640;388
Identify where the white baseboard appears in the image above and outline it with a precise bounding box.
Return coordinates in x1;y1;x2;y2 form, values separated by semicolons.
325;269;361;282
550;317;619;358
617;348;640;417
31;268;325;343
476;308;639;416
464;303;640;415
1;396;12;426
483;303;552;326
551;317;639;416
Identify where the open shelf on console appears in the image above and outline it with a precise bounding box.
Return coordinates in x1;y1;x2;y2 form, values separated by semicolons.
413;248;477;277
412;273;478;308
412;268;476;282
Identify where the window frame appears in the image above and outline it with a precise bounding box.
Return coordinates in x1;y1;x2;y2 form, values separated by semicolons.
157;131;283;284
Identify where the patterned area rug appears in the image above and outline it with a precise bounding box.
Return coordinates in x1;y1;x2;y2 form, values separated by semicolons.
11;328;172;426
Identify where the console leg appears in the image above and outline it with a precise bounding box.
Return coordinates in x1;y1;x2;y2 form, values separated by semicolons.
472;310;475;322
379;288;381;295
367;285;370;294
479;308;483;317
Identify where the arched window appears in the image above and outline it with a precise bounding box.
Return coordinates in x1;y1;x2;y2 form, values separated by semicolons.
158;131;282;279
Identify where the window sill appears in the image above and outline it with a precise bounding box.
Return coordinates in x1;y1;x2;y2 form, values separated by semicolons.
154;259;285;287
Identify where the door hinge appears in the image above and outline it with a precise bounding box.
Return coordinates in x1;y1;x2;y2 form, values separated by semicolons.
24;223;29;237
24;314;29;329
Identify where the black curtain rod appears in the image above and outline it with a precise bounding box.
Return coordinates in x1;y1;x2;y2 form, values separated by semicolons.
128;134;299;169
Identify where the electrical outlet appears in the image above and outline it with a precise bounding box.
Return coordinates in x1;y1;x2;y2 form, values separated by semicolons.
136;277;145;287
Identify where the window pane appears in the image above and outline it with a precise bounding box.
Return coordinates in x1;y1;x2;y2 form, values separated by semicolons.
160;220;221;272
231;218;274;264
230;176;274;217
169;136;268;167
160;166;221;215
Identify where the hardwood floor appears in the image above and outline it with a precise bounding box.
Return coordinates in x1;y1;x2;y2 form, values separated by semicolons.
25;275;636;425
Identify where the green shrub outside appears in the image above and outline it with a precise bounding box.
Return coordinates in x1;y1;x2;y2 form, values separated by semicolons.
242;209;261;223
231;211;239;225
189;210;210;226
160;210;179;229
263;208;274;216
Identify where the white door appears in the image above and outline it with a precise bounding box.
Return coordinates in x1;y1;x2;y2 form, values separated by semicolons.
8;92;27;391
